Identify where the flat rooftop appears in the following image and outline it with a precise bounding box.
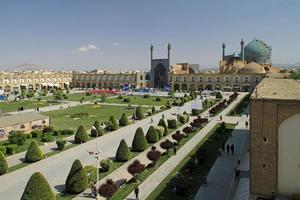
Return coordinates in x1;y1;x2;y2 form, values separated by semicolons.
0;112;48;128
251;78;300;100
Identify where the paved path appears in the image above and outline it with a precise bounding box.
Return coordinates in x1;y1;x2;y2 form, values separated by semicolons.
125;94;247;200
0;99;193;200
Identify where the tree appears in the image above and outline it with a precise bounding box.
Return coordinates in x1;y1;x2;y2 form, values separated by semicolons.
65;159;88;194
151;106;156;114
56;139;67;150
21;89;26;98
100;159;112;172
0;151;8;175
20;172;55;200
158;118;168;136
216;92;223;99
108;115;119;130
25;141;43;163
94;120;100;130
8;130;26;145
132;127;147;152
146;146;161;167
115;139;130;162
168;90;175;97
127;160;145;182
74;125;88;143
135;106;145;120
98;179;118;199
146;126;159;143
27;90;35;98
119;113;129;126
101;94;107;102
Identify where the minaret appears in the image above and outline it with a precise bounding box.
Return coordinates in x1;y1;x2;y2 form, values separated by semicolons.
222;42;226;60
167;42;171;61
240;39;244;62
150;43;154;61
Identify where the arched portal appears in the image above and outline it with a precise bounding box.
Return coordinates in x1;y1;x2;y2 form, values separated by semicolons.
181;84;187;91
154;63;168;88
278;113;300;196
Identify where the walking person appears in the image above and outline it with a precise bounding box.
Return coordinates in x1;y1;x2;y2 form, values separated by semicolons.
221;142;225;153
220;115;222;121
173;142;177;155
226;144;230;154
230;144;235;155
134;186;139;200
150;117;153;123
162;114;165;119
245;121;249;128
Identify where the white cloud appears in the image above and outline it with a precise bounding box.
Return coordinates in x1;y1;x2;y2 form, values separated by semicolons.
73;44;101;54
112;42;120;46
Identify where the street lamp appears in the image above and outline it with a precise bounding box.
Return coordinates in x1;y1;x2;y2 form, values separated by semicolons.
91;126;100;200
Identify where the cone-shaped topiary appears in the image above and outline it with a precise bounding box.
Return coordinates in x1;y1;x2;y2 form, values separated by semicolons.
155;126;165;139
65;159;88;194
115;139;130;162
119;113;129;126
109;115;119;130
93;120;100;130
21;172;55;200
135;106;145;120
75;125;88;143
158;118;168;135
132;127;147;152
152;106;156;114
0;151;8;175
146;126;159;143
25;141;43;163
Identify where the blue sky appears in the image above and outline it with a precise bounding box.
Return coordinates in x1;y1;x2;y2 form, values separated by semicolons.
0;0;299;71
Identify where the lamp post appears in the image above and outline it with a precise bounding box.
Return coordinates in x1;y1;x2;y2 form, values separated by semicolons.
92;126;100;200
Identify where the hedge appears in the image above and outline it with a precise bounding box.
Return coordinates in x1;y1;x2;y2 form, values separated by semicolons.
61;129;74;135
21;172;55;200
74;125;88;143
146;126;159;143
119;113;129;126
115;139;130;162
0;151;8;175
65;159;88;194
191;109;201;116
167;119;177;129
25;141;43;163
132;127;147;152
41;134;54;143
31;130;42;138
6;144;17;155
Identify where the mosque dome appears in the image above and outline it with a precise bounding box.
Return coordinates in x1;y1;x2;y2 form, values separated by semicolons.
244;39;271;64
238;62;266;74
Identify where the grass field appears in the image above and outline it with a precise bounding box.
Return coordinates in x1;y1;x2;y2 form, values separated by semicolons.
0;100;61;113
44;104;145;130
106;95;177;106
37;93;106;102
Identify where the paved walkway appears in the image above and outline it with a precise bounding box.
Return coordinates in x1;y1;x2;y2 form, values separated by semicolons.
124;94;247;200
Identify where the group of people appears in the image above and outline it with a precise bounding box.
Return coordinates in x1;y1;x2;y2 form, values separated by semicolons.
221;143;235;155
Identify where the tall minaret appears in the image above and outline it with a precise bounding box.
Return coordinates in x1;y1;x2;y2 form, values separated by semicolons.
240;39;244;62
167;42;171;68
150;43;154;61
222;42;226;60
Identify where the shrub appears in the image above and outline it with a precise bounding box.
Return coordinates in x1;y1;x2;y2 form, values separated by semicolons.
20;172;55;200
61;129;74;135
56;139;67;150
74;125;88;143
167;119;177;129
90;127;105;137
31;130;42;138
41;134;54;143
8;130;26;145
118;95;123;99
216;91;223;99
25;141;43;163
155;126;165;139
135;106;145;120
98;179;118;199
6;144;17;155
123;98;130;102
155;97;161;101
52;129;61;136
172;132;184;144
160;139;173;154
115;139;130;162
166;101;171;109
0;151;8;175
119;113;129;126
127;160;145;182
143;94;150;98
94;120;100;130
132;127;147;152
147;148;161;167
152;106;156;114
146;126;159;143
191;109;201;116
177;114;187;124
108;115;119;130
42;126;54;133
160;105;166;110
65;159;88;194
158;118;168;135
0;146;6;155
100;159;112;172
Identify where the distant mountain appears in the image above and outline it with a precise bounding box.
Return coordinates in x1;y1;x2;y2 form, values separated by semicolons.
273;62;300;69
6;63;46;71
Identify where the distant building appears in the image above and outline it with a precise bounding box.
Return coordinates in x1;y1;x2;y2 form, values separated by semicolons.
0;112;49;140
250;78;300;198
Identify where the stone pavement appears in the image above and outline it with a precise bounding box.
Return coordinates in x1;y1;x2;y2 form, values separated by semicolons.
125;94;247;200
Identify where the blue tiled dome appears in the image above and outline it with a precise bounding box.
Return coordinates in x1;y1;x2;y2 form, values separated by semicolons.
244;39;271;64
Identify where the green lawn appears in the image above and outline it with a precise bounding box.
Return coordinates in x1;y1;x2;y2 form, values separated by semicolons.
105;95;177;106
0;100;61;113
146;123;236;200
38;93;107;102
44;104;144;130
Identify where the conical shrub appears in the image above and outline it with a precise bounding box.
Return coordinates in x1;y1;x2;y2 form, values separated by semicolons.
151;106;156;114
75;125;88;143
158;118;168;135
146;126;159;143
21;172;55;200
115;139;130;162
0;151;8;175
135;106;145;120
132;127;147;152
65;159;88;194
109;116;119;130
93;120;100;130
119;113;129;126
25;141;43;163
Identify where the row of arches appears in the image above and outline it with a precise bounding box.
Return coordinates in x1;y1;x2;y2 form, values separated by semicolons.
172;83;252;92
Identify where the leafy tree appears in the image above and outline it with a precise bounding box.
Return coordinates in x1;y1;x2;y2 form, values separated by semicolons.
119;113;129;126
109;115;119;130
115;139;130;162
127;160;145;182
20;172;55;200
56;139;67;150
216;92;223;99
8;130;26;145
132;127;147;152
21;89;26;98
74;125;88;143
100;159;112;172
135;106;145;120
101;94;107;102
65;159;88;194
25;141;43;163
147;146;161;167
27;90;35;98
0;151;8;175
146;126;159;143
98;179;118;199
